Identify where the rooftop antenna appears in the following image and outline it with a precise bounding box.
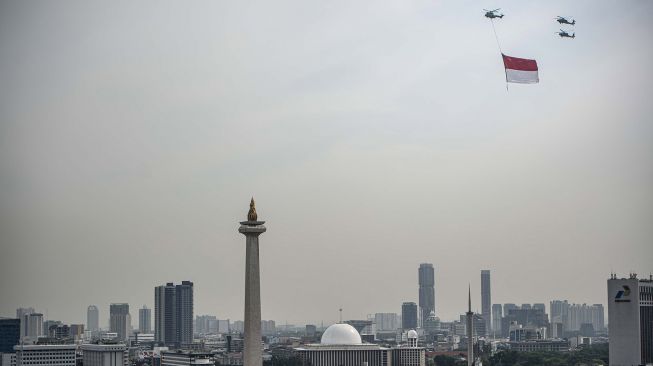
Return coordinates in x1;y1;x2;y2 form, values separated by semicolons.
339;308;343;323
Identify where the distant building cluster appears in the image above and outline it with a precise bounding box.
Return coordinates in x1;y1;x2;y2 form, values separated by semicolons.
1;261;650;366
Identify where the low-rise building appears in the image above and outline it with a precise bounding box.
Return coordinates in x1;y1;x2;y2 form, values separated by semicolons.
81;343;128;366
14;344;76;366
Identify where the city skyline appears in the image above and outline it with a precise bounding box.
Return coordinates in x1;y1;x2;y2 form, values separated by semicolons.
1;0;652;326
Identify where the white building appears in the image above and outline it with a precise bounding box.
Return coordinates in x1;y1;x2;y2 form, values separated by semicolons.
608;273;653;366
161;351;212;366
14;344;76;366
295;323;424;366
81;343;128;366
391;330;425;366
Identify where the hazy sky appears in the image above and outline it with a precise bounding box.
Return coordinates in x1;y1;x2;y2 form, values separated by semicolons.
1;0;652;327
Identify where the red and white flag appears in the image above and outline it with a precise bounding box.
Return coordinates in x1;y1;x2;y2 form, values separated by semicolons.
502;53;539;84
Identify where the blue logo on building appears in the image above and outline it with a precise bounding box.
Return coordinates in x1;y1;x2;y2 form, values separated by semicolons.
615;285;631;303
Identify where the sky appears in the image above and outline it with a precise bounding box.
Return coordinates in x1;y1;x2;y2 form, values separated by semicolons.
0;0;652;328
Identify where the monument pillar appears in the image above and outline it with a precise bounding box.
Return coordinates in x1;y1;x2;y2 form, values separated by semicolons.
239;198;266;366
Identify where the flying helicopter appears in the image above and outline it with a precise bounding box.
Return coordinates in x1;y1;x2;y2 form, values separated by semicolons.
484;9;504;19
556;29;575;38
555;16;576;25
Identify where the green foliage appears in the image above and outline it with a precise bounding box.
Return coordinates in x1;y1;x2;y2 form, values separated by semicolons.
433;355;465;366
486;344;608;366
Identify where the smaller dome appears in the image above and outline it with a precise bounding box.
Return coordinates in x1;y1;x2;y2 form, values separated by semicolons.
407;330;418;339
321;324;362;345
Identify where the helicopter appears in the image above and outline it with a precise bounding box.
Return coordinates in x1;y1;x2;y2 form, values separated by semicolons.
555;16;576;25
484;8;504;19
556;29;575;38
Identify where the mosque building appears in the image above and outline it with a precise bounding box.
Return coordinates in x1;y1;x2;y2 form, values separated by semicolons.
294;323;425;366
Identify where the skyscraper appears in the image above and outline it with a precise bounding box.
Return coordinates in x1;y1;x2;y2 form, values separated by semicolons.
0;318;20;353
16;308;34;338
175;281;194;346
139;305;152;334
239;198;266;366
109;303;131;341
87;305;99;333
418;263;435;327
154;282;194;347
491;304;502;337
24;313;43;340
481;270;491;335
155;283;176;345
608;273;653;365
466;286;474;366
401;302;417;330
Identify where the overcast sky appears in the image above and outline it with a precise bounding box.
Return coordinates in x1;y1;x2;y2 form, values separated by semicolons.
1;0;652;327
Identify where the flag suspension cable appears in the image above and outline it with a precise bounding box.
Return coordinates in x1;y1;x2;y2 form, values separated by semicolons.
490;19;503;54
489;19;508;91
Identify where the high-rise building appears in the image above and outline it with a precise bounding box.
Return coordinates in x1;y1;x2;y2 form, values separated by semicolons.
24;313;43;340
87;305;99;333
69;324;84;341
175;281;194;346
401;302;417;330
15;308;34;339
418;264;435;327
195;315;217;335
0;319;20;353
466;286;474;366
481;270;491;335
109;304;131;341
374;313;400;331
139;306;151;334
154;281;194;347
549;300;569;330
608;273;653;366
491;304;502;337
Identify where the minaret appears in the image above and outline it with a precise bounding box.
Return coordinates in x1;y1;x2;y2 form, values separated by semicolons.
466;285;474;366
239;198;266;366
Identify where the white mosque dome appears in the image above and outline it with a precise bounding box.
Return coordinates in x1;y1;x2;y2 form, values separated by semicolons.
407;329;418;339
320;323;362;345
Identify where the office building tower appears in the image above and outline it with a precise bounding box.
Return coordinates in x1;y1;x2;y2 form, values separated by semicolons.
374;313;400;331
503;304;518;316
418;263;435;327
69;325;84;341
139;306;151;334
402;303;418;330
15;308;34;339
195;315;217;335
491;304;502;337
549;300;569;330
14;344;76;366
24;313;43;340
608;273;653;366
81;343;128;366
109;304;131;341
466;286;474;366
533;303;545;313
87;305;99;333
239;198;266;366
155;283;176;345
175;281;194;346
154;281;194;347
481;270;491;334
0;319;20;353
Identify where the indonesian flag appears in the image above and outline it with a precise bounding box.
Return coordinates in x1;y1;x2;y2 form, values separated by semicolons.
502;53;539;84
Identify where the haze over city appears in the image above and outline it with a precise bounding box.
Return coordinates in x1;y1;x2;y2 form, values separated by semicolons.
1;0;652;330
